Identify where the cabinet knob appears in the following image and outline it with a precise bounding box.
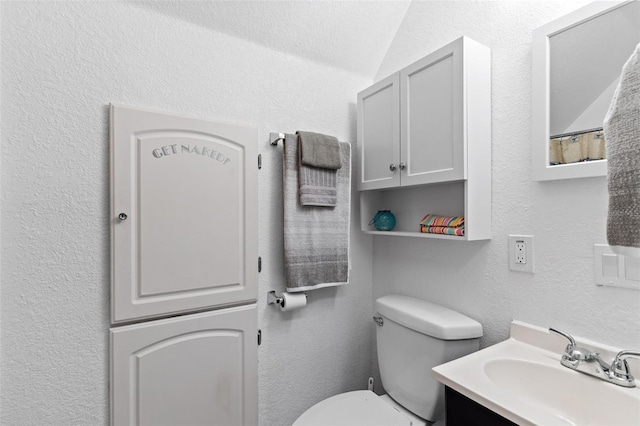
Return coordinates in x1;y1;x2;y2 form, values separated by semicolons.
389;163;397;172
399;162;406;170
118;213;128;221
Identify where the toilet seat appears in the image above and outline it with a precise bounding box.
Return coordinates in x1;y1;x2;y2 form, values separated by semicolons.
293;390;412;426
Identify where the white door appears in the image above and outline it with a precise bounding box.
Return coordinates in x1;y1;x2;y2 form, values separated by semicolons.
110;304;258;426
357;73;401;190
400;40;464;186
110;105;258;323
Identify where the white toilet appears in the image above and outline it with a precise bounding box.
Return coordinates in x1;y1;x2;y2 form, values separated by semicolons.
293;294;483;426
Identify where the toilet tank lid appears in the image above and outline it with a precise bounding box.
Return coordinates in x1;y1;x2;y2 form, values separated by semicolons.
375;295;482;340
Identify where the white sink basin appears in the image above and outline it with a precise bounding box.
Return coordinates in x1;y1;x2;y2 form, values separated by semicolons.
433;321;640;426
484;358;640;425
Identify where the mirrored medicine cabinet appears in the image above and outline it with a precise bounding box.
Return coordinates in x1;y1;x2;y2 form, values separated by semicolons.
532;0;640;181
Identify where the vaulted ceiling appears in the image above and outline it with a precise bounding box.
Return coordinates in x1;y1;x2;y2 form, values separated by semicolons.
132;1;412;79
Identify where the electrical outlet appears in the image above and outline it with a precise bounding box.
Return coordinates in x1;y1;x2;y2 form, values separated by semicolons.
515;240;526;264
509;235;534;273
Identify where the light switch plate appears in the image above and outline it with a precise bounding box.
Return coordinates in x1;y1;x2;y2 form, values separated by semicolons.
594;244;640;290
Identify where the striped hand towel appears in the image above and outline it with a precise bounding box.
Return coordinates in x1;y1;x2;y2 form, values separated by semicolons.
419;214;465;236
419;214;465;228
296;132;341;207
420;226;465;236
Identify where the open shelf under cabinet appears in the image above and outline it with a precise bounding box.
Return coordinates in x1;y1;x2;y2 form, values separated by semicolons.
359;181;490;241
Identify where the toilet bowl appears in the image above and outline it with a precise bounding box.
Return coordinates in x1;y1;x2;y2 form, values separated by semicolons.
293;390;415;426
294;390;447;426
293;295;482;425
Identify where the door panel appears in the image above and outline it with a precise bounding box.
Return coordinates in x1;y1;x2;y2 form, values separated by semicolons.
401;42;464;186
110;305;258;426
407;55;455;175
357;73;400;190
137;133;241;296
110;105;257;323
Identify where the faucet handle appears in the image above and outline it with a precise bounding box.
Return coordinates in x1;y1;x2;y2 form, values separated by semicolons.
611;350;640;378
607;350;640;387
549;328;576;352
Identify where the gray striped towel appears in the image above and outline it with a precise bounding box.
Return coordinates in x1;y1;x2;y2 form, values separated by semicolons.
297;132;340;207
299;158;338;207
283;133;351;292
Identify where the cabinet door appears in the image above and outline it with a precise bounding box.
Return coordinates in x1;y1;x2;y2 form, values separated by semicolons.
111;305;258;426
357;73;400;190
110;105;258;324
400;40;464;186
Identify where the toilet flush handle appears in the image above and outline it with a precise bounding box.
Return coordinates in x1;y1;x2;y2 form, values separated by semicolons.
373;316;384;326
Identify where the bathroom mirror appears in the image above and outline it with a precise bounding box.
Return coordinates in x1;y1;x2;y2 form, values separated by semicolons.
532;0;640;181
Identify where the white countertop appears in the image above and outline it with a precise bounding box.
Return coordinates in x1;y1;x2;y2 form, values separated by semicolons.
432;321;640;426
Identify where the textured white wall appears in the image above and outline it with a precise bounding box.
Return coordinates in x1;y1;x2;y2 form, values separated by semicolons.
4;1;640;425
0;3;373;425
373;1;640;350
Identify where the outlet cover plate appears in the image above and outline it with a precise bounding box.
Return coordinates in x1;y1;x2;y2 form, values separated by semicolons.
509;235;534;273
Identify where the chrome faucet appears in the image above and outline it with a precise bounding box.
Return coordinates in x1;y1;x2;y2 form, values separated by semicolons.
549;328;639;388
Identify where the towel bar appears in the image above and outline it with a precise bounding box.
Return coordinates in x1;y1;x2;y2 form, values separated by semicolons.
270;132;285;146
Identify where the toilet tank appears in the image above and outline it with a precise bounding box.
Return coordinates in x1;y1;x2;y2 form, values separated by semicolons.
375;295;482;422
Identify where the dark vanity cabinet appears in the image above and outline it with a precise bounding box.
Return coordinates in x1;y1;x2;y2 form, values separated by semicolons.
445;387;517;426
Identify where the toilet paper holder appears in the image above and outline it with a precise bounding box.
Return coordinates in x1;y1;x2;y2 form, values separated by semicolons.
267;291;284;306
267;290;307;309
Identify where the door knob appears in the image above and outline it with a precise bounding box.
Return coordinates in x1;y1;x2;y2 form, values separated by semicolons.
389;163;397;172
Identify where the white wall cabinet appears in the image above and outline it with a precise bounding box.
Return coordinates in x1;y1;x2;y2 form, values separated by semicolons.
110;105;258;324
111;305;258;426
109;105;259;426
357;36;491;240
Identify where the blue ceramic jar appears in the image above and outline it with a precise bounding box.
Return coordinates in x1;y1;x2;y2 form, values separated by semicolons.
370;210;396;231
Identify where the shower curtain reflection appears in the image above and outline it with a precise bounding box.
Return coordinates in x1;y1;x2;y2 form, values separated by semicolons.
549;129;606;165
